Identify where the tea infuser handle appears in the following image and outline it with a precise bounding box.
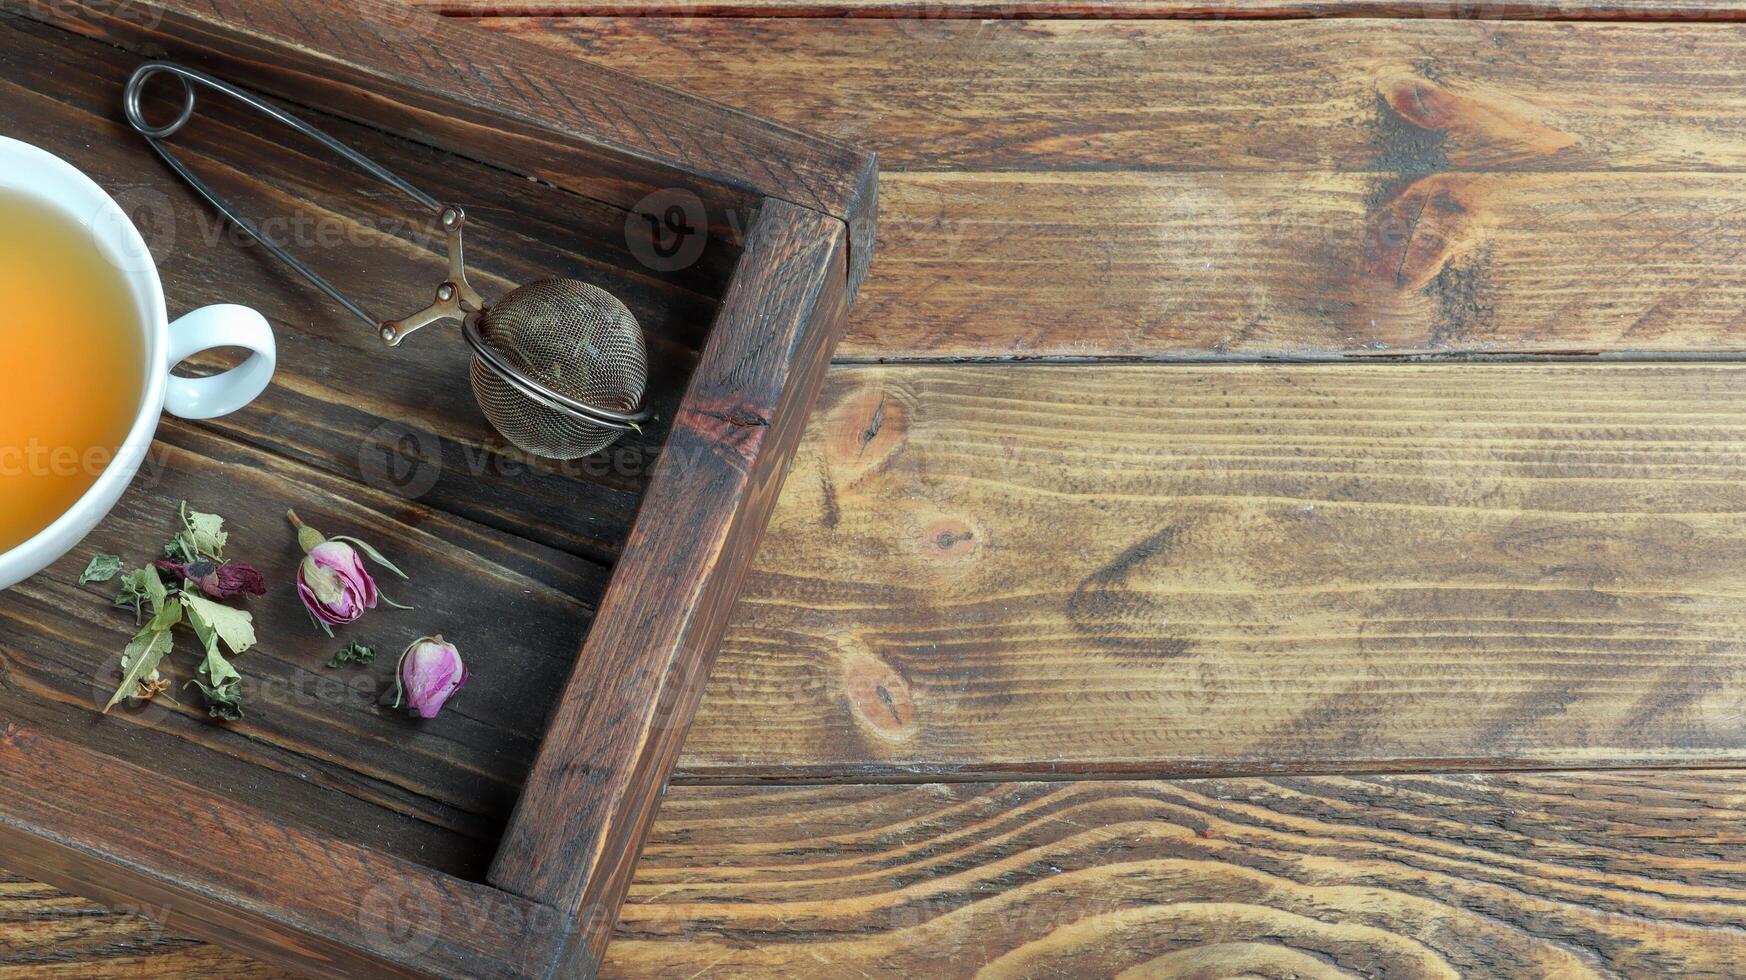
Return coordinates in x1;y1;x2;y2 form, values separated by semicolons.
163;305;277;420
121;62;483;341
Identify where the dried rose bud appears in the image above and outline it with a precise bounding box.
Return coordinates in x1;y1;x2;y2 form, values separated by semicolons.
394;635;467;719
297;541;378;628
154;559;267;600
287;510;410;635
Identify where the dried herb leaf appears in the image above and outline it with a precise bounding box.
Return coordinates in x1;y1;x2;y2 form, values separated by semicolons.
113;567;161;624
103;627;173;714
143;563;168;613
188;676;243;721
182;593;255;656
79;554;123;586
182;590;251;721
144;598;183;633
193;620;241;697
328;641;376;669
182;502;229;559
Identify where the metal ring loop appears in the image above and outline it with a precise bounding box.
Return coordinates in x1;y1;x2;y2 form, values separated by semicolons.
121;61;445;330
462;314;652;430
123;64;196;140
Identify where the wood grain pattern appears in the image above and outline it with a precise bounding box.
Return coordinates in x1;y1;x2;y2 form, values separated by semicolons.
670;363;1746;778
17;769;1746;977
9;2;1743;977
848;171;1746;358
605;773;1746;977
0;725;563;979
428;0;1746;16
487;18;1746;172
482;16;1746;357
491;199;852;975
27;0;878;288
0;870;291;980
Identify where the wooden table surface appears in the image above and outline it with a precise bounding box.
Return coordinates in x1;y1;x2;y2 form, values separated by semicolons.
10;1;1746;976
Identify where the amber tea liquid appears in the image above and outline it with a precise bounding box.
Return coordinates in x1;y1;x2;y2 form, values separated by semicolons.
0;189;145;554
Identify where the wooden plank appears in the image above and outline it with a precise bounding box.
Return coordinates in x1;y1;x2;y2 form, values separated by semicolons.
849;171;1746;359
0;725;562;979
19;769;1746;976
0;879;291;980
671;363;1746;778
425;0;1746;17
485;18;1746;172
489;199;852;974
606;773;1746;976
478;17;1746;358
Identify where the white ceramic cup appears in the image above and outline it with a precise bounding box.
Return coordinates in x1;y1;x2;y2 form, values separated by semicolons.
0;135;276;591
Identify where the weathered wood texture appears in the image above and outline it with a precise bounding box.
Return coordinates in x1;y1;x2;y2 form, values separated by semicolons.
15;769;1746;977
428;0;1746;16
493;17;1746;357
491;200;851;974
673;363;1746;778
610;773;1746;976
494;18;1746;172
0;726;562;979
7;2;1745;977
25;0;878;289
0;5;869;977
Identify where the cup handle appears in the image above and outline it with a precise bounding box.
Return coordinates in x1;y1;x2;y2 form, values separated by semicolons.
162;305;277;420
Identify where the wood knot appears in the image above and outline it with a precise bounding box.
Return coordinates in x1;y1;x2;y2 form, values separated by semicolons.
1362;173;1492;293
842;651;916;740
0;720;33;750
1374;70;1577;170
824;380;906;478
915;517;979;565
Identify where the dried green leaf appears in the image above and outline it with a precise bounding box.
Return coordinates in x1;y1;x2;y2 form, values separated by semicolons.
327;641;376;669
183;597;247;721
180;502;228;561
194;619;241;687
103;627;172;714
144;598;182;633
162;536;195;563
113;567;161;624
143;564;168;611
188;675;243;721
182;593;255;656
79;554;123;586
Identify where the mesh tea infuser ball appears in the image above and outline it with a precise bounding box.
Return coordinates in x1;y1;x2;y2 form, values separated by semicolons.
124;61;652;460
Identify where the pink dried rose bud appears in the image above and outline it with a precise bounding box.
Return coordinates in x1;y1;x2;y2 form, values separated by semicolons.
287;510;410;635
298;541;377;627
394;635;467;719
154;559;267;600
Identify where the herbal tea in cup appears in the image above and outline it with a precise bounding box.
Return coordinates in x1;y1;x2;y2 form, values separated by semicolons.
0;134;276;592
0;190;145;554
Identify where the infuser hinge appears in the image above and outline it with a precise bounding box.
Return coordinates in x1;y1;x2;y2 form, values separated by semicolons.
380;205;487;347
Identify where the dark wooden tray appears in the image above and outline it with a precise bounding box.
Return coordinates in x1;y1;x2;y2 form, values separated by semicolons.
0;2;875;976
